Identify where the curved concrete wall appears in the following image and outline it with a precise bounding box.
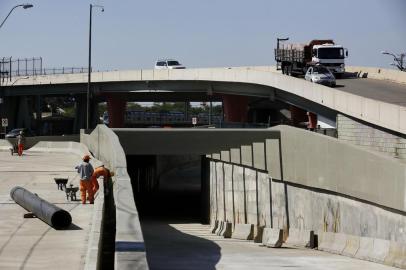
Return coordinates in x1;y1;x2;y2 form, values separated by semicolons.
8;66;406;135
81;125;148;270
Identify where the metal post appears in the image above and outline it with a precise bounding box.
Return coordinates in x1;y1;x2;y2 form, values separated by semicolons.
87;4;93;130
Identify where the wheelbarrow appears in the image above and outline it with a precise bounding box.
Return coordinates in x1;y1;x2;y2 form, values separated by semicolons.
54;178;69;191
9;143;18;156
65;184;79;201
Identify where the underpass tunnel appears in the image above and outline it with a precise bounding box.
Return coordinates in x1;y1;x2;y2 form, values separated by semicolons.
127;154;208;223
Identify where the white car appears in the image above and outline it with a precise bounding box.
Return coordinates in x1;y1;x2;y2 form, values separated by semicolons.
305;65;336;87
154;59;185;69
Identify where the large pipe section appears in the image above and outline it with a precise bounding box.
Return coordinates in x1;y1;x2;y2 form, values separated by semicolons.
10;186;72;229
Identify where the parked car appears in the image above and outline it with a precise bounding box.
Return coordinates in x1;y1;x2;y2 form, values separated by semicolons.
154;59;186;69
5;128;35;138
304;65;336;87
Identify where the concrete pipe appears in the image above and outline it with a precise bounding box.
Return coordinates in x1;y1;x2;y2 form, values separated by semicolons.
10;186;72;229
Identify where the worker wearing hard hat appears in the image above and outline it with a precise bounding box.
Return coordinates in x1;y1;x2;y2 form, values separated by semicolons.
75;154;94;204
91;164;114;195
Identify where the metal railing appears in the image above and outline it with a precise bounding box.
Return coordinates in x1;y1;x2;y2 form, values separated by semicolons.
0;57;88;85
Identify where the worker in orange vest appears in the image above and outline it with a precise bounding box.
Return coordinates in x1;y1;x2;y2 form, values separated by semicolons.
75;154;94;204
91;164;113;195
16;130;26;156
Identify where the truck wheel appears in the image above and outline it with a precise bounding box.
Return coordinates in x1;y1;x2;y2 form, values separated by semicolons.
335;73;342;79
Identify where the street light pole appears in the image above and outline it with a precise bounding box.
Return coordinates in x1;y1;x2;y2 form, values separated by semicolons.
382;51;406;71
0;4;33;29
87;4;104;130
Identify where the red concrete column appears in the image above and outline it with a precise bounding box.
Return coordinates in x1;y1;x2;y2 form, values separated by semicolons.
307;111;317;130
222;94;249;122
106;95;126;128
289;105;307;126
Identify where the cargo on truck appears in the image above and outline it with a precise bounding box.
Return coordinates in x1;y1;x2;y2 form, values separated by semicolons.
274;39;348;78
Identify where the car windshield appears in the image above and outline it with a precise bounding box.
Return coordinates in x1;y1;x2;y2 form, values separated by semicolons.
167;61;180;66
317;48;344;59
313;67;331;75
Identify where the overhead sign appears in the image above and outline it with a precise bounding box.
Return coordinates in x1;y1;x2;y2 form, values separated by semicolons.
192;117;197;125
1;118;8;127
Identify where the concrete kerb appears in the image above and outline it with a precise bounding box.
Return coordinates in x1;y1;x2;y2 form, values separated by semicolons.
263;228;283;248
84;184;105;270
285;228;315;248
232;224;254;240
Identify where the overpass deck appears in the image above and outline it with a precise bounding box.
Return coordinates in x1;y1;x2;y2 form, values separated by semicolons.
337;77;406;106
0;151;93;270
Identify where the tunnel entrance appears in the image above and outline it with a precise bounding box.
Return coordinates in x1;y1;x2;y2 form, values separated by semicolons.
126;154;208;222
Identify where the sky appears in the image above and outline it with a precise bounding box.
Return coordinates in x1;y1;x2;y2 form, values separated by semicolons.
0;0;405;71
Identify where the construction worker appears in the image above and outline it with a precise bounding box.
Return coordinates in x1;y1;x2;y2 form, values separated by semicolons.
16;130;26;156
75;154;94;204
91;164;113;195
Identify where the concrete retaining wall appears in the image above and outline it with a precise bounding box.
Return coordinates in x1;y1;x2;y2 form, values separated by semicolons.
337;114;406;160
81;125;148;270
208;124;406;267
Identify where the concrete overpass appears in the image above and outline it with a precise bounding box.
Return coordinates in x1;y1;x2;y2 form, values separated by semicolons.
1;66;405;135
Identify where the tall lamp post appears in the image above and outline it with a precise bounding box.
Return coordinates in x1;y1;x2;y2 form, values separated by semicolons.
87;4;104;130
382;51;405;71
276;37;289;70
0;4;34;29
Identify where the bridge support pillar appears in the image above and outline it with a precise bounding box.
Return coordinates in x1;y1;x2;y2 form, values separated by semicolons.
222;95;248;123
106;95;126;128
73;95;86;133
290;105;318;130
307;112;317;130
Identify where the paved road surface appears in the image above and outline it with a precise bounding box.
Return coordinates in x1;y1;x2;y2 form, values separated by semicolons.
336;77;406;105
141;221;397;270
0;150;93;270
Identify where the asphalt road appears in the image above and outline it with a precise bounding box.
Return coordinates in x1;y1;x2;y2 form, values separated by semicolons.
335;76;406;106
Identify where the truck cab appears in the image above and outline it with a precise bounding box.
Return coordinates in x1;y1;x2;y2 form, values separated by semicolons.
312;43;348;76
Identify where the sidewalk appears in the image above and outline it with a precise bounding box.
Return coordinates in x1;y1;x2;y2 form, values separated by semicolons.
0;151;94;270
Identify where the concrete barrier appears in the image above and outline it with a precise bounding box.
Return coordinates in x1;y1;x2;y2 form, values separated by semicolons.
369;238;390;264
285;229;315;248
81;125;148;270
346;66;406;85
330;233;347;254
232;224;254;240
263;228;283;248
219;222;232;238
317;231;335;252
355;237;374;261
384;241;406;268
215;221;224;235
28;141;89;157
342;235;360;257
210;220;219;233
